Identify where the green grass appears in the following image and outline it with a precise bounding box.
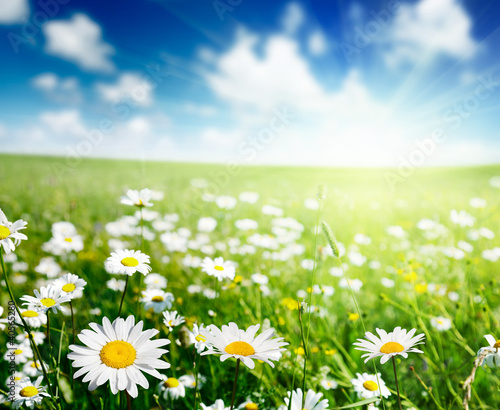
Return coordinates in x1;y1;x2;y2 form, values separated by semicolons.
1;154;500;409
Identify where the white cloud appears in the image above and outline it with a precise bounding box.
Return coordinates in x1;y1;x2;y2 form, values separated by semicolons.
39;110;85;137
308;30;327;56
281;2;304;35
383;0;476;66
0;0;29;24
96;73;153;106
43;14;115;72
32;73;82;103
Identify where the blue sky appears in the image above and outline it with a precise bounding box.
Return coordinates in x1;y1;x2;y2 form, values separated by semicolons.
0;0;499;166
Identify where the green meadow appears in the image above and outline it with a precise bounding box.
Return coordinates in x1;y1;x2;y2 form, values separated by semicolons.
1;153;500;409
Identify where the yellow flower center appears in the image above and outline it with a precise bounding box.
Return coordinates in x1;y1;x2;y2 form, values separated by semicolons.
437;319;444;325
14;349;23;355
152;296;164;302
363;380;379;391
164;377;179;388
493;340;500;349
40;298;56;308
245;403;258;410
62;283;76;292
380;342;405;354
225;341;255;356
137;199;144;207
22;310;39;318
0;225;11;240
31;362;39;368
195;335;207;343
64;237;73;242
100;341;136;369
214;265;224;271
20;386;38;397
121;257;139;267
14;376;22;380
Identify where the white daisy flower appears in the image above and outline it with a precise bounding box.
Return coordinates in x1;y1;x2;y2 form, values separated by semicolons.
15;309;47;328
200;322;288;369
320;379;338;390
198;217;217;232
68;315;171;398
351;372;391;400
106;249;152;276
162;311;185;332
239;192;259;204
0;208;28;254
141;289;174;313
156;375;185;400
21;285;71;314
235;219;258;231
178;373;206;389
430;316;452;332
34;257;61;278
144;273;167;289
188;323;209;353
280;388;329;410
450;209;475;227
478;334;500;368
16;331;46;346
238;399;260;409
353;327;425;364
6;371;26;386
121;188;154;207
12;376;50;409
23;360;47;377
4;344;33;364
201;399;230;410
53;273;87;298
215;196;237;210
0;306;7;330
107;278;126;292
45;233;84;254
201;257;236;281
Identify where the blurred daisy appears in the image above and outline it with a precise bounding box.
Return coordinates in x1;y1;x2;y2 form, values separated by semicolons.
106;278;126;292
215;196;237;210
354;327;425;364
34;257;61;278
430;317;452;332
144;273;167;289
351;373;391;400
178;373;206;389
68;315;170;398
50;233;84;253
320;379;338;390
198;217;217;232
106;249;152;276
15;309;47;328
470;198;486;209
450;210;475;227
53;273;87;298
162;311;185;332
239;192;259;204
201;257;236;281
0;208;28;254
23;360;47;377
21;285;71;314
478;334;500;368
141;289;174;313
238;399;260;409
188;323;209;353
16;331;46;346
156;375;185;400
201;399;230;410
12;376;50;409
4;344;33;364
281;388;329;410
121;188;154;207
200;322;288;369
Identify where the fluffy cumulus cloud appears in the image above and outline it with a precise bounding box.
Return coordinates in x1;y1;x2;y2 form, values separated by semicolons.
281;2;304;34
32;73;82;104
39;110;85;137
96;73;154;106
0;0;29;24
43;14;115;72
382;0;477;67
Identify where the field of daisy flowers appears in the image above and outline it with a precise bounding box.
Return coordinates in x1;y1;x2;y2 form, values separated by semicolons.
1;154;500;410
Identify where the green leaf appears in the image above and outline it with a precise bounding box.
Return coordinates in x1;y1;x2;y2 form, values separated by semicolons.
335;397;380;409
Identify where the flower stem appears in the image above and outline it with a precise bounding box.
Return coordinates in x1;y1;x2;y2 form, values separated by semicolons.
230;359;241;410
70;300;76;345
193;351;201;410
118;276;130;317
392;356;403;410
0;249;54;397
